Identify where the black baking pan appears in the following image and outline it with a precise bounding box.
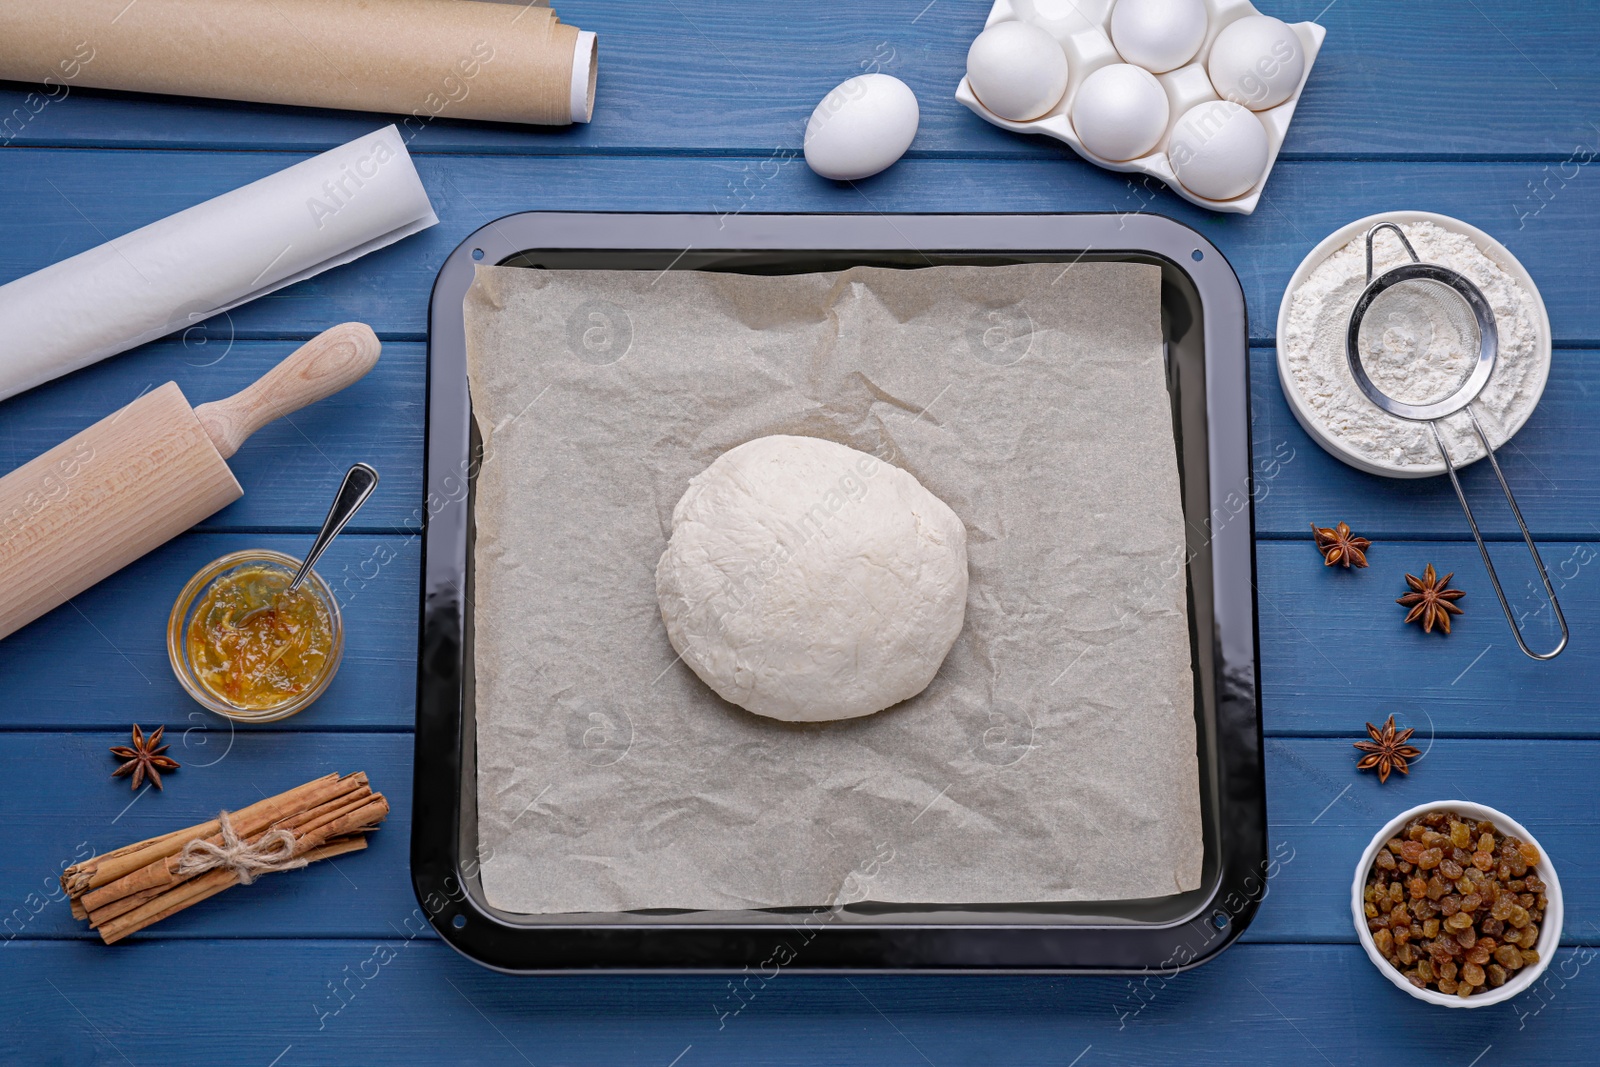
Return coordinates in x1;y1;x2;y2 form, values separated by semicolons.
414;212;1265;973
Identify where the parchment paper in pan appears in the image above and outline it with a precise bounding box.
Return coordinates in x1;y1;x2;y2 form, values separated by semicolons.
463;261;1201;913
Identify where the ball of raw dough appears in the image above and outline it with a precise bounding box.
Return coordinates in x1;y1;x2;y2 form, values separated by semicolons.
656;435;968;722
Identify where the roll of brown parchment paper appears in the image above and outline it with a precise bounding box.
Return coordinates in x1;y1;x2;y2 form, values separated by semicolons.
0;0;597;125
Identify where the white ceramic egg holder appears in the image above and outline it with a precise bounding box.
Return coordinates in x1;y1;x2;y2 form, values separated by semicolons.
955;0;1324;215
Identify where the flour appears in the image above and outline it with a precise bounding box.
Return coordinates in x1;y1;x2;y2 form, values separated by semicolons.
1283;221;1544;470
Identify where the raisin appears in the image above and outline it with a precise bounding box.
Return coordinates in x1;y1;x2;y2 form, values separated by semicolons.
1423;918;1441;939
1418;848;1443;870
1456;981;1476;999
1522;950;1541;967
1473;851;1495;872
1451;847;1473;866
1487;963;1508;987
1519;842;1541;865
1406;877;1428;899
1439;858;1464;880
1440;895;1461;918
1460;893;1483;913
1416;959;1434;982
1526;875;1545;893
1387;837;1405;855
1407;972;1427;990
1450;822;1472;849
1446;912;1474;932
1427;875;1449;900
1494;945;1523;969
1376;850;1397;871
1398;944;1416;965
1491;896;1514;921
1509;905;1530;928
1375;928;1393;955
1479;833;1496;853
1462;962;1485;986
1402;841;1426;864
1482;917;1504;937
1466;943;1491;966
1457;925;1477;950
1438;977;1459;995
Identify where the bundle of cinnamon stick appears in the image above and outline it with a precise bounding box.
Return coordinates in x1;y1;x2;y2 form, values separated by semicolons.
62;772;387;944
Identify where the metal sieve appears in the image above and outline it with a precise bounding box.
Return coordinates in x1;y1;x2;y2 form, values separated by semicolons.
1345;222;1567;660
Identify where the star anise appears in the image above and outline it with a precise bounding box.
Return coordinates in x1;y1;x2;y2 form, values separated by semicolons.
1354;715;1421;783
1311;521;1371;568
110;725;180;791
1397;564;1465;634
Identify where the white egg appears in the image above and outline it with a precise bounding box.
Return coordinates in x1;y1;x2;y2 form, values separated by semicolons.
1070;64;1169;161
1207;15;1306;111
966;21;1070;122
1110;0;1208;74
1167;100;1269;201
804;74;920;181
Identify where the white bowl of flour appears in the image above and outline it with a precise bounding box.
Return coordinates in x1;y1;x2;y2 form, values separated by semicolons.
1276;211;1551;478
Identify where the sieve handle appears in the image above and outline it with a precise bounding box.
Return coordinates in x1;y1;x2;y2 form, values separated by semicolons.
1428;411;1568;660
1365;222;1420;283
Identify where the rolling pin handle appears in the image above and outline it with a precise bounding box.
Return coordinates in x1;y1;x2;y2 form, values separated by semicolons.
194;322;380;459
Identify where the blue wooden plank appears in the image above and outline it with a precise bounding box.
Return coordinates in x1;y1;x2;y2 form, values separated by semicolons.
1253;738;1591;944
12;533;1600;739
2;941;1593;1064
1;0;1596;160
1251;347;1600;540
0;153;1594;348
0;341;425;533
0;533;418;729
1259;540;1595;735
1;730;1589;945
0;732;415;943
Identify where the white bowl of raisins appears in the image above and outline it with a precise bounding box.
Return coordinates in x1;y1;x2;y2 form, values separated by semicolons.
1353;801;1563;1007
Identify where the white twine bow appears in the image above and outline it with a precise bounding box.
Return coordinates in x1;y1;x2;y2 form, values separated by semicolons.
175;810;308;885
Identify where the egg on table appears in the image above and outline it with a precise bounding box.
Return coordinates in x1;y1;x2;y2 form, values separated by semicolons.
803;73;920;181
1207;14;1306;110
1070;63;1170;162
965;20;1070;122
1167;99;1269;201
1110;0;1209;74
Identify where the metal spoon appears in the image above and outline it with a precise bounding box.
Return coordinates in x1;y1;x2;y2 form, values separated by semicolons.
287;462;379;593
242;463;378;621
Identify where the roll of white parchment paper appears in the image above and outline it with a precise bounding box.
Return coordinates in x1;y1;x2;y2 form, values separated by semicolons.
0;125;436;401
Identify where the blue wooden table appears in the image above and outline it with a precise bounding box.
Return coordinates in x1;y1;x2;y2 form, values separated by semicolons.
3;1;1597;1062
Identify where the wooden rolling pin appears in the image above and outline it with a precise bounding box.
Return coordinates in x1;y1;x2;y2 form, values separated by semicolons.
0;323;380;641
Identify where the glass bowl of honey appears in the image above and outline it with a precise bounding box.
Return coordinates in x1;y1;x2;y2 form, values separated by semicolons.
167;550;344;722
